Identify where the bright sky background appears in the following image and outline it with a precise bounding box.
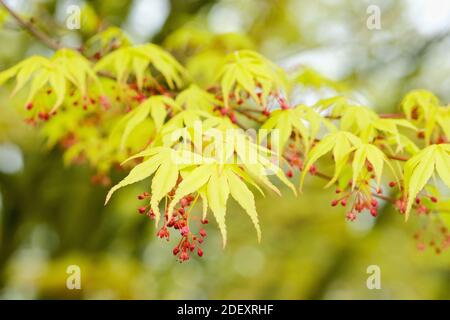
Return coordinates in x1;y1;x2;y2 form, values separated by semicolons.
405;0;450;36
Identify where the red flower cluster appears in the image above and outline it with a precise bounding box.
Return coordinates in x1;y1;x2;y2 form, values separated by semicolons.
137;192;208;262
330;187;380;221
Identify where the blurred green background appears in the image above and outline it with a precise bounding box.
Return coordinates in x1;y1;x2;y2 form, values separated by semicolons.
0;0;449;299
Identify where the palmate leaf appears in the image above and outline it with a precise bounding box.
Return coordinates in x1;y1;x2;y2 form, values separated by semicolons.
339;105;378;134
94;43;187;89
351;143;396;188
315;98;417;148
259;109;293;152
404;144;450;219
369;119;416;151
301;131;361;189
118;95;179;148
302;129;397;190
155;109;218;147
401;89;439;122
104;148;167;204
218;129;297;195
385;134;420;156
314;95;349;114
401;90;449;143
217;50;286;108
314;98;409;143
175;84;221;112
107;125;294;247
259;104;335;153
105;147;201;225
0;49;98;111
167;163;262;247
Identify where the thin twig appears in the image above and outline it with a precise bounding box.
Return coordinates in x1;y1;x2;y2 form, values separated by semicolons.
0;0;61;51
386;154;409;162
0;0;124;84
379;113;405;119
235;108;264;124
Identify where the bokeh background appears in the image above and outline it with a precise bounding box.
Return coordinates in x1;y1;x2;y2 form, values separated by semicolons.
0;0;449;299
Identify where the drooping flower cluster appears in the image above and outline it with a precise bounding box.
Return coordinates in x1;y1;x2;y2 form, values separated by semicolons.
137;191;207;262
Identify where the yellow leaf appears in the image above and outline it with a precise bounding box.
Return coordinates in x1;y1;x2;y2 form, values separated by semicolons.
226;169;261;242
150;161;179;225
167;164;213;220
105;155;163;204
435;145;450;188
404;146;436;218
120;102;151;149
207;167;229;247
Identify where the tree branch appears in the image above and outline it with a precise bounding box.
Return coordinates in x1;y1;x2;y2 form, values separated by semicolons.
0;0;61;51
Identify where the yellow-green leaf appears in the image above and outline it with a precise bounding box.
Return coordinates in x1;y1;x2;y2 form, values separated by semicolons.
207;167;230;247
150;161;179;225
226;169;261;242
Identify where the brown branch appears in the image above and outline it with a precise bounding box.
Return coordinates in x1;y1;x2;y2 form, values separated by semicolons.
379;113;405;119
0;0;121;84
96;70;116;81
235;108;264;124
0;0;62;51
386;154;409;161
313;171;332;181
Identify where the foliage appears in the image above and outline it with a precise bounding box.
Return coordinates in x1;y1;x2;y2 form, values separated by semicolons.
1;20;449;262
